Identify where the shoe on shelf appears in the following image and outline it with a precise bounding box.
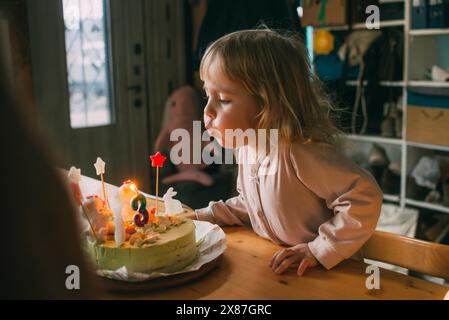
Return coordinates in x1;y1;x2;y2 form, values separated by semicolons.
380;116;395;138
410;156;441;190
381;101;395;138
389;161;401;176
425;190;441;204
431;65;449;82
369;144;390;168
381;99;402;138
407;176;431;201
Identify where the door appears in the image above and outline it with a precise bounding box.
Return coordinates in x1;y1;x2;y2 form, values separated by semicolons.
27;0;151;191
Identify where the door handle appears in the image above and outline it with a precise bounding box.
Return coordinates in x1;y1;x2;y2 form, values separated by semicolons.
127;85;142;93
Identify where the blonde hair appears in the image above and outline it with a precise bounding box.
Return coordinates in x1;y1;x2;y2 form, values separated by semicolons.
200;29;342;145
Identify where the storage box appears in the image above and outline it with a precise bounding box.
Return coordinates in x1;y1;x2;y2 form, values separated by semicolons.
379;0;404;20
407;91;449;146
301;0;347;27
428;0;449;28
411;0;428;29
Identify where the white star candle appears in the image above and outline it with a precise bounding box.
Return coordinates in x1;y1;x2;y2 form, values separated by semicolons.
94;157;108;207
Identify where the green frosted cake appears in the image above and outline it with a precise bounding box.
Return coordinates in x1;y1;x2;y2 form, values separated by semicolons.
86;216;198;273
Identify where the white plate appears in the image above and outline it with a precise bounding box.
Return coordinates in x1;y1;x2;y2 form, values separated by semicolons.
96;220;227;282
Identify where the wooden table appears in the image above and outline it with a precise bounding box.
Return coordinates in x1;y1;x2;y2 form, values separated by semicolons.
105;226;448;300
70;172;447;299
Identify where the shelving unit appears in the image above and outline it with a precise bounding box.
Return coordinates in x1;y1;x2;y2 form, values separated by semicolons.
346;80;404;87
306;1;449;222
384;194;400;203
408;80;449;88
353;19;405;29
346;134;402;145
315;19;405;31
410;29;449;36
405;199;449;215
406;141;449;153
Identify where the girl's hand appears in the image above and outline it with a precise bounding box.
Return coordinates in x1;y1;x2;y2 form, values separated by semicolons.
269;243;319;276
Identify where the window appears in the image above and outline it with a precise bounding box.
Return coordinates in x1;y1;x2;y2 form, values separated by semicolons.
62;0;113;128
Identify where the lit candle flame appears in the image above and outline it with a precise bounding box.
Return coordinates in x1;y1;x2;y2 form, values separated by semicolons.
123;179;138;192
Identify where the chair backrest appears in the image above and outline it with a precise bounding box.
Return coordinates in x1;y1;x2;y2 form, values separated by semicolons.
363;230;449;280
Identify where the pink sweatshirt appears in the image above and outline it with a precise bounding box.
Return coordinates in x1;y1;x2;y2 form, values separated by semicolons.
195;141;383;269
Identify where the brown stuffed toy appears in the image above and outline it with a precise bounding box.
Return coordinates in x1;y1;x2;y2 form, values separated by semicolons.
154;85;214;186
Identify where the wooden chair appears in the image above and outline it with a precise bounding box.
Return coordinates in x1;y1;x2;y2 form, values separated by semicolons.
363;230;449;280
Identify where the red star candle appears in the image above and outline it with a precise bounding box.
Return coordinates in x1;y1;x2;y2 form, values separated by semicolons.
150;152;167;215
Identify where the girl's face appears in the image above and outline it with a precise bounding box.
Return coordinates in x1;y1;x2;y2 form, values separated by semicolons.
202;58;260;148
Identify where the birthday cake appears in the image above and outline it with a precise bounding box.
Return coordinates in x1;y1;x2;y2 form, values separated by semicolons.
68;154;199;274
85;215;198;273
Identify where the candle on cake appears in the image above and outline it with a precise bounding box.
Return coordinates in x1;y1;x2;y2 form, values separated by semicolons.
68;166;83;206
94;157;109;207
67;166;98;239
149;152;167;215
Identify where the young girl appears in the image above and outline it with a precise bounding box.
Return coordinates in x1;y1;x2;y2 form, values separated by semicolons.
192;29;383;276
